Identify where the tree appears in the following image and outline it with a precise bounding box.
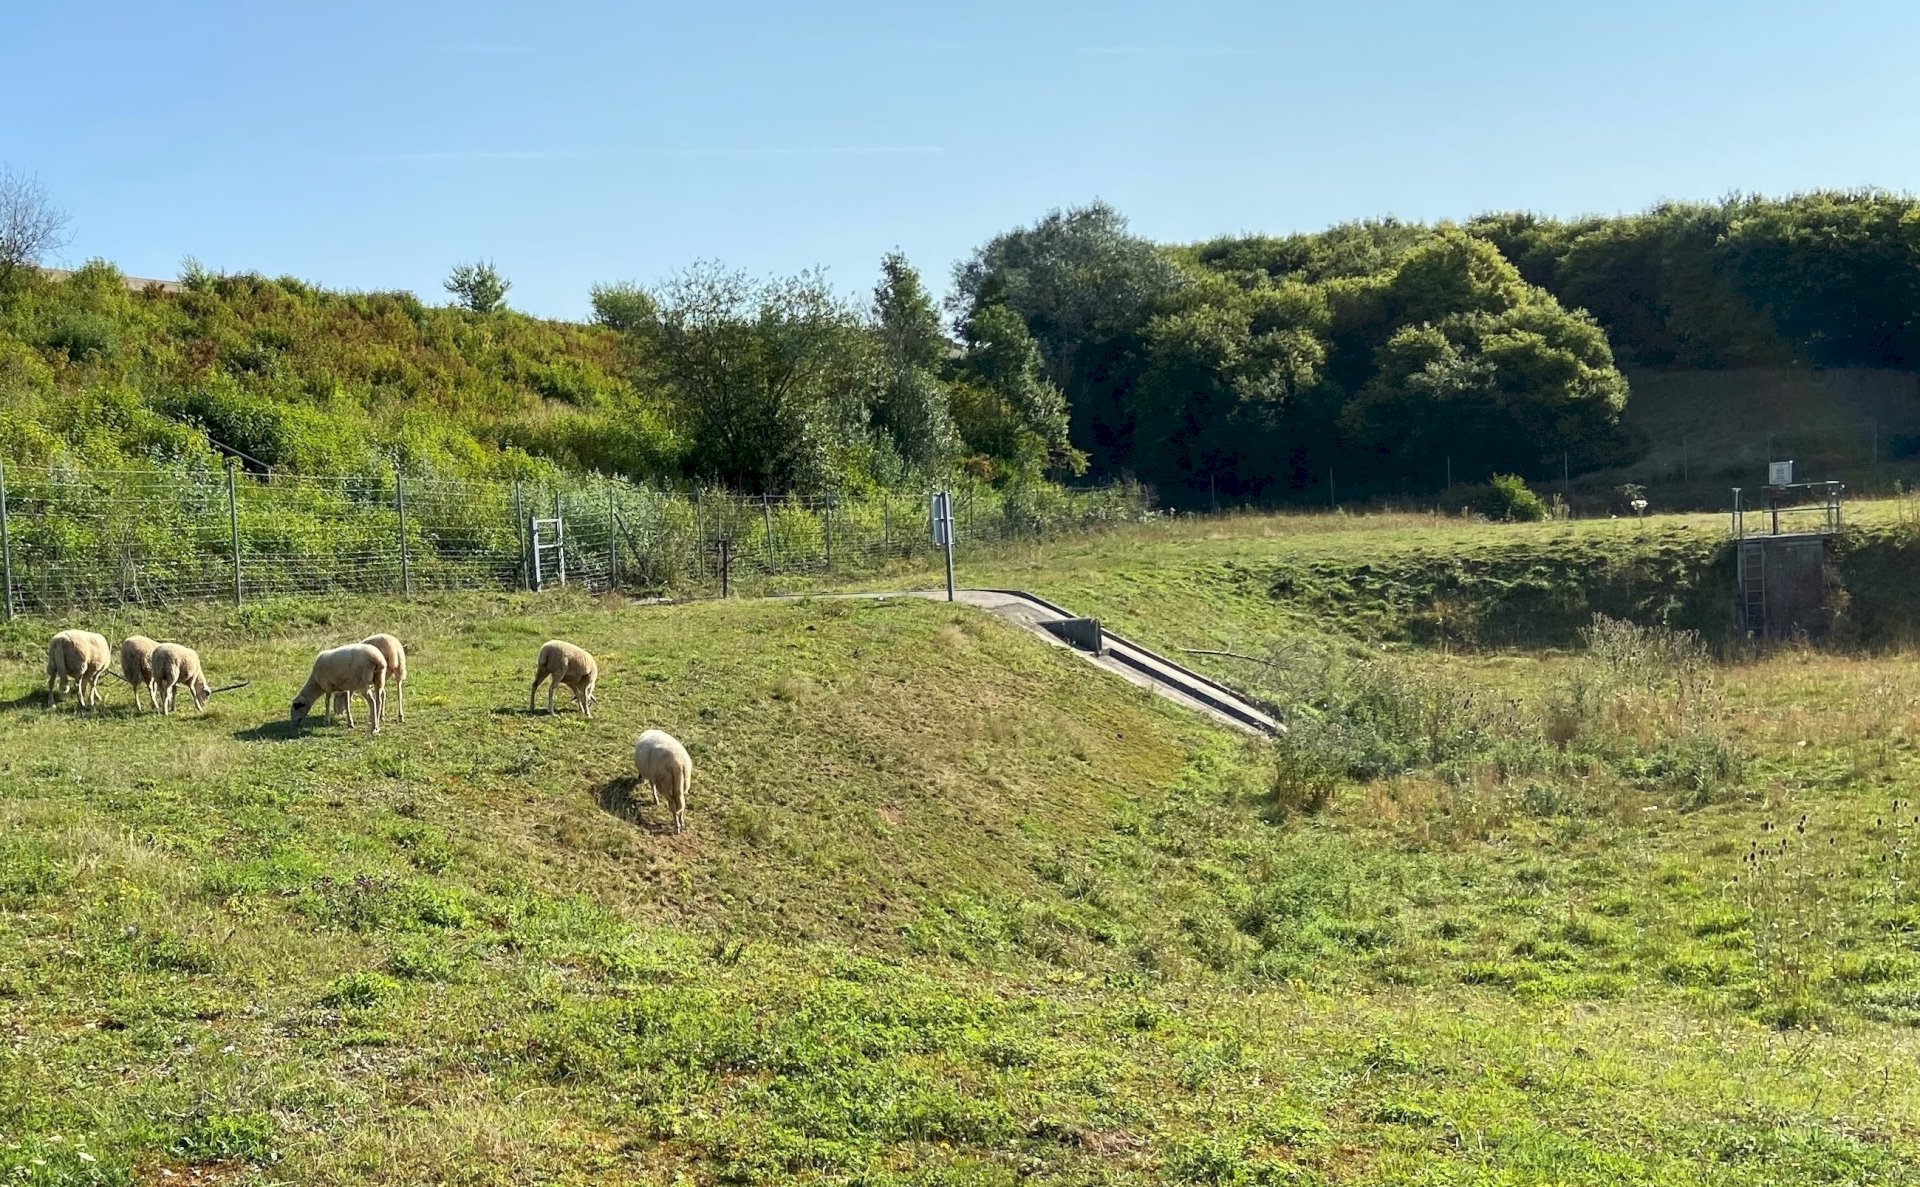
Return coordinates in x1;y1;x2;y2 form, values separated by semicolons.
444;259;510;313
951;201;1184;469
1128;276;1330;499
0;166;71;286
589;281;657;333
635;262;869;493
951;304;1082;481
869;252;956;473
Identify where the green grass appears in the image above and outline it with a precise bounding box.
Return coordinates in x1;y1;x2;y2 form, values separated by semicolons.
4;537;1920;1182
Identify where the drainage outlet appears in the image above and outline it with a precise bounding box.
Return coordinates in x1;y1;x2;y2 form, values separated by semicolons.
1044;617;1104;655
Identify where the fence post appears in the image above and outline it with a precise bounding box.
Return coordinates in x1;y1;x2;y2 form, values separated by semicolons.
763;495;774;564
512;481;528;590
0;454;12;622
226;460;243;608
718;537;731;598
694;488;706;580
554;491;566;586
823;495;833;571
607;479;618;593
395;467;411;596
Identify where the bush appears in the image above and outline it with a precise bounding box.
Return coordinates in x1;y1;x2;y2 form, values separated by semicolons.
1478;474;1549;522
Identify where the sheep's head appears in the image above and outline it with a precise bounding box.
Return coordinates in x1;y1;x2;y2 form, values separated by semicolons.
190;676;212;713
289;697;312;725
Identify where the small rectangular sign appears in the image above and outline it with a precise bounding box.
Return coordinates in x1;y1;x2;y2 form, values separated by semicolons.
1769;460;1793;486
930;492;950;545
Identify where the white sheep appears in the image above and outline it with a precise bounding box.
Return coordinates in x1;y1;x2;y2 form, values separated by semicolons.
330;633;407;723
119;635;159;713
530;640;597;717
152;642;214;715
46;629;111;710
633;729;693;835
290;643;388;734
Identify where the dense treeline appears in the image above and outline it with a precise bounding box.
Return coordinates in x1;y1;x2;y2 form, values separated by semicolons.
957;189;1920;504
957;204;1632;503
3;188;1916;504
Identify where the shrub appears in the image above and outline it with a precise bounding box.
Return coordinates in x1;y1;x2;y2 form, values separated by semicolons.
1478;473;1549;522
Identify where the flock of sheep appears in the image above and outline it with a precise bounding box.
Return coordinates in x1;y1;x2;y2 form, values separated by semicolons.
41;629;694;834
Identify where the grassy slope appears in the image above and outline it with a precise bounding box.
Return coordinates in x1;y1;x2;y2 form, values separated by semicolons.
2;564;1919;1181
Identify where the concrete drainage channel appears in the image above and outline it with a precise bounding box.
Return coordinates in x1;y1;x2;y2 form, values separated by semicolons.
895;589;1284;738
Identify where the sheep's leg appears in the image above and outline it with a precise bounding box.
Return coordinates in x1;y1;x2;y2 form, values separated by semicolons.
368;687;383;734
579;682;593;718
344;694;355;728
530;674;541;712
395;679;404;723
547;683;557;715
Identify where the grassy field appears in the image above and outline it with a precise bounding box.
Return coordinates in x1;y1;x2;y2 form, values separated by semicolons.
5;508;1920;1184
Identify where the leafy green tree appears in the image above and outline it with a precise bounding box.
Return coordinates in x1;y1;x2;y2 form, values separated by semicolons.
951;201;1184;469
869;252;956;473
444;260;510;314
1339;235;1630;479
588;281;657;333
951;305;1081;481
1128;276;1330;498
635;262;869;493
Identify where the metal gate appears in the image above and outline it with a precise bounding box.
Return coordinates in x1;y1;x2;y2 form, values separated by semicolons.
530;515;566;591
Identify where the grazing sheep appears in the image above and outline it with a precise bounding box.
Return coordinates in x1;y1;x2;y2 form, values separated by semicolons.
119;635;160;713
46;629;111;710
331;633;407;723
290;643;388;734
633;729;693;835
152;642;214;715
530;640;597;717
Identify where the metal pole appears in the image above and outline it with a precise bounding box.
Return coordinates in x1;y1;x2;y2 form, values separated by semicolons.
1446;456;1452;491
395;468;411;596
0;455;12;622
823;496;833;571
940;490;956;603
607;480;617;593
554;492;566;586
763;495;774;564
226;460;242;607
1328;468;1336;510
719;538;731;598
513;481;527;590
694;488;706;580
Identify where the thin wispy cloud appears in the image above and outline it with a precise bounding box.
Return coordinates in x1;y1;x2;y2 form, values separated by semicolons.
366;146;945;164
1079;45;1278;59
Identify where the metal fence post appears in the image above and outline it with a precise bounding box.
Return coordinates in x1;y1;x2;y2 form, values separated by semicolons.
0;455;13;622
762;495;774;564
607;479;618;593
395;467;412;596
554;491;567;586
694;488;706;580
226;460;243;607
823;495;833;571
512;481;528;590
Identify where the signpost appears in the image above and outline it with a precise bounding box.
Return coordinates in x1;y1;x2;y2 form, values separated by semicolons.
931;490;955;602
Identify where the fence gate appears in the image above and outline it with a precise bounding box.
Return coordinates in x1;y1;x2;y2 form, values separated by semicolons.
530;515;566;591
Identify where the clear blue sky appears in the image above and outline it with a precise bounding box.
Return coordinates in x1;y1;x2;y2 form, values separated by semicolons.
8;0;1917;319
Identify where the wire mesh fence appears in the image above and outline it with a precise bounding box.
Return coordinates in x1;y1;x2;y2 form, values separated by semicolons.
0;460;1154;616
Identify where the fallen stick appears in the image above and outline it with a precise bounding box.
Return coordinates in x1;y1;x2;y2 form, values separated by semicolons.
1177;647;1282;667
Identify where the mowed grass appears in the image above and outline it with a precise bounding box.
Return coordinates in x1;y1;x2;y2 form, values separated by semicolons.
1;587;1919;1183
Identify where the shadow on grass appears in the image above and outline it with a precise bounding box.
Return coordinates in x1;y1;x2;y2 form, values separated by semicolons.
595;777;673;834
231;718;306;742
